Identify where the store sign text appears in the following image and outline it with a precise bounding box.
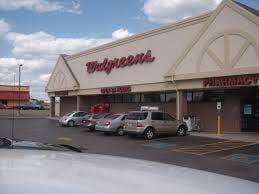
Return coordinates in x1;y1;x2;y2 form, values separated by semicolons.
204;75;258;87
86;50;155;74
101;86;131;94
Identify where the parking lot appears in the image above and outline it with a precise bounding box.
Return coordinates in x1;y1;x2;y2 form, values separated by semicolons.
0;118;259;183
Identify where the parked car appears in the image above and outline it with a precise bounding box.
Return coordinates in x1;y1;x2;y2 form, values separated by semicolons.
81;113;112;131
123;110;188;140
16;103;43;110
0;103;7;109
59;111;89;127
95;113;127;135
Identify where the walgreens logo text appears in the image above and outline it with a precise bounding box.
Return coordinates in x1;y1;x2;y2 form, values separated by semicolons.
85;50;155;74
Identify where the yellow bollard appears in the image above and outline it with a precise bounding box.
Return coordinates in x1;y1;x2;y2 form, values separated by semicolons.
217;114;221;135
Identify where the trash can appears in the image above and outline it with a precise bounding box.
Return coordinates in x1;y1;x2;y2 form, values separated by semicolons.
183;116;193;131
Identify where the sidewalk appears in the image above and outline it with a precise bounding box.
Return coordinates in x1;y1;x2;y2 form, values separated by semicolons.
190;131;259;143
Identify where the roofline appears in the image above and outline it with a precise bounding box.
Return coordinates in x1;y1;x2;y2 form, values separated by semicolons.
234;0;259;16
60;55;80;87
0;85;30;88
65;11;212;61
0;90;30;93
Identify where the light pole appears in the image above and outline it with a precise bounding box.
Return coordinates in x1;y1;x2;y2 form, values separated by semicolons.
18;64;22;114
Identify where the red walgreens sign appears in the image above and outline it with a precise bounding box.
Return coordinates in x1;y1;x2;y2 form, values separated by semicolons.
86;50;155;74
204;75;258;87
101;86;131;94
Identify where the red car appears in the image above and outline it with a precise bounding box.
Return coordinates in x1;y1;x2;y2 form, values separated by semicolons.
0;104;7;109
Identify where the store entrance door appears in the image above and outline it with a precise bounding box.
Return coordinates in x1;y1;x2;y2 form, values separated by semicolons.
241;98;259;132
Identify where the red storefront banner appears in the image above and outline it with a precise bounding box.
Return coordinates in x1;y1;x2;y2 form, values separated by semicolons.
204;75;258;87
86;50;155;74
0;91;30;101
101;86;131;94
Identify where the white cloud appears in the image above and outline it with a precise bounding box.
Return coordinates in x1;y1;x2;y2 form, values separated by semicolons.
0;0;81;14
143;0;222;24
6;31;111;58
0;57;56;100
112;28;134;40
0;18;11;35
1;28;133;100
39;73;51;82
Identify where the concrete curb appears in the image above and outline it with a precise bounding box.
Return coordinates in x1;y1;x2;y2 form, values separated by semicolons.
45;117;60;121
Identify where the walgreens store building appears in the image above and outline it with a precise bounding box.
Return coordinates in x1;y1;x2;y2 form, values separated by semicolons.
46;0;259;133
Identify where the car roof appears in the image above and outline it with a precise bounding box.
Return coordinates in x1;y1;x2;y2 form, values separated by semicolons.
128;111;162;113
111;113;126;115
1;149;258;194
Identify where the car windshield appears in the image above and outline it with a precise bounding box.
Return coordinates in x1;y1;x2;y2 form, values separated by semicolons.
105;114;121;120
64;112;74;116
93;114;104;119
83;114;92;119
126;112;148;120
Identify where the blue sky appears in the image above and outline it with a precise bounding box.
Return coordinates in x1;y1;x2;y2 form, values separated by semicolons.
0;0;258;100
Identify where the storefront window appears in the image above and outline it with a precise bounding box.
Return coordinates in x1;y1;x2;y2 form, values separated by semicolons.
187;91;224;102
141;93;165;103
132;94;141;103
203;91;224;102
114;94;123;103
123;94;132;103
187;92;192;102
106;92;176;103
193;92;204;102
166;92;176;102
107;95;115;103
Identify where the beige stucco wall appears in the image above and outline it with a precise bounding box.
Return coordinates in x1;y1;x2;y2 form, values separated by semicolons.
172;4;259;80
47;57;78;92
60;21;206;91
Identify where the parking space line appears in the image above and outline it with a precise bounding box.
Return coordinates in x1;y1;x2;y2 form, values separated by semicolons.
173;140;257;155
195;143;257;155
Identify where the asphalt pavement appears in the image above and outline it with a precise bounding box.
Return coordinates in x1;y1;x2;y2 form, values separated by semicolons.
0;118;259;183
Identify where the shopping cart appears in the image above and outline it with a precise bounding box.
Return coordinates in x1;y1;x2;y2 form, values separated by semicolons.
192;116;201;132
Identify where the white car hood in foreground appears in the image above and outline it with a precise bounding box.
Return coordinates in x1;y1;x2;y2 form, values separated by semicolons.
0;149;258;194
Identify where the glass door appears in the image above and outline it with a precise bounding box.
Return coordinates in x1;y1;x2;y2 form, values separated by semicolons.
241;89;259;132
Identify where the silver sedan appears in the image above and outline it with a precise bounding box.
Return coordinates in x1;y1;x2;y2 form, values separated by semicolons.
95;113;127;136
59;111;89;127
81;113;112;131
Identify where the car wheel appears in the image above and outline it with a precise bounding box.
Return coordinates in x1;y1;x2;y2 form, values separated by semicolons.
177;125;187;136
68;120;74;127
144;127;155;140
117;127;124;136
